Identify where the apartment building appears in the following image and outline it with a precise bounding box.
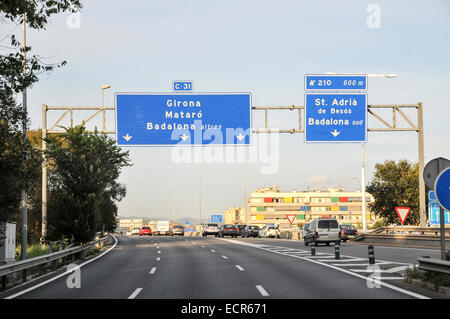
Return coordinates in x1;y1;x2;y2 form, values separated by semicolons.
246;187;376;229
224;207;246;225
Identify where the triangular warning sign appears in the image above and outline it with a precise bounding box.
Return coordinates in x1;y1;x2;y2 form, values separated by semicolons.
395;207;411;225
286;214;296;224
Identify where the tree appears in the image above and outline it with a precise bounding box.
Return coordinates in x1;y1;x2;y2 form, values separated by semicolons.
1;1;82;93
45;125;131;243
0;86;41;226
366;160;419;225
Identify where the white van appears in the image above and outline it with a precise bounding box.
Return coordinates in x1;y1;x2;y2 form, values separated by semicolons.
304;218;340;246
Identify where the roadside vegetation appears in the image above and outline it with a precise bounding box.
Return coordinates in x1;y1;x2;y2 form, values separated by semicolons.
405;266;450;290
366;160;420;225
0;1;131;256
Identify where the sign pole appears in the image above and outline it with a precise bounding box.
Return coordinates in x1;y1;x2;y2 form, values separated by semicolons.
417;102;426;227
439;204;446;260
361;143;367;232
437;160;446;260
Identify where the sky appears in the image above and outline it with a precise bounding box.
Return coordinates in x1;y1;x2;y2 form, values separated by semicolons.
2;0;450;221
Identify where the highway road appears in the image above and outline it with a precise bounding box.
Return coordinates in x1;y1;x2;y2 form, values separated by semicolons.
1;235;446;299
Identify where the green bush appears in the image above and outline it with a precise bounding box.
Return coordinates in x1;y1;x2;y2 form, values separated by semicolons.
405;266;450;288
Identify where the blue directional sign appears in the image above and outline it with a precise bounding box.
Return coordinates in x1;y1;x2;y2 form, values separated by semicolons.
428;190;437;202
428;202;440;225
185;218;190;225
173;81;193;92
435;167;450;212
304;93;367;142
116;93;252;146
305;74;367;91
211;215;223;223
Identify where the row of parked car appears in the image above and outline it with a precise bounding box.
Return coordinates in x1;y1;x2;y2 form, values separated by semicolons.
202;224;281;238
126;225;185;236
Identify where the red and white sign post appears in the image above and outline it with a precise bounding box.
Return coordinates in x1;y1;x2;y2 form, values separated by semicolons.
286;214;296;225
395;207;411;225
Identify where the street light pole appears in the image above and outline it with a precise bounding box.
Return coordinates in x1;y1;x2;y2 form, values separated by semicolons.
361;143;367;232
21;13;28;259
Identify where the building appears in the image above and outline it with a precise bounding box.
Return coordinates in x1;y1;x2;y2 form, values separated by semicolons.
118;218;152;231
246;187;376;229
224;207;246;225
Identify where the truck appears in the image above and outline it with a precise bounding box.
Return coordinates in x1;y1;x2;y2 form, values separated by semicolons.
155;220;170;236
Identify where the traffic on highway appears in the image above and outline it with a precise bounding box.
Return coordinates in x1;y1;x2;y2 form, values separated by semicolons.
1;0;449;316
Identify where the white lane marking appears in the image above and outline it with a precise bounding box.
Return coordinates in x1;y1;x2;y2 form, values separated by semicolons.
201;245;205;248
235;265;245;271
255;285;269;297
128;288;143;299
5;235;119;300
350;269;402;273
218;238;429;299
349;266;413;273
303;255;335;259
211;249;216;253
331;262;390;267
149;267;157;274
158;251;161;254
156;257;160;261
386;265;414;273
156;246;160;249
222;256;228;259
316;258;367;262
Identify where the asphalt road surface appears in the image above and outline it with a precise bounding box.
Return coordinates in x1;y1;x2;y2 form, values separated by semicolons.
1;235;446;299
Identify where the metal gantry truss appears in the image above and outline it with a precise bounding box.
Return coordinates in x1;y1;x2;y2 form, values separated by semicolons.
40;102;426;238
251;103;426;227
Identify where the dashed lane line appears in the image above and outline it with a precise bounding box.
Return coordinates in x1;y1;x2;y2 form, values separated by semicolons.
255;285;269;297
218;238;429;299
235;265;245;271
149;267;157;274
128;288;143;299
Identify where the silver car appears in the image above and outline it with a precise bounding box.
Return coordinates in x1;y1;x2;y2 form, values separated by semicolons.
304;218;340;246
202;223;220;236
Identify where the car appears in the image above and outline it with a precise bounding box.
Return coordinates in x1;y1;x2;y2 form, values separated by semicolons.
258;225;280;238
139;226;152;236
304;218;340;246
171;225;185;236
218;224;239;238
202;223;220;237
236;224;247;237
241;225;260;238
339;224;358;242
131;227;140;236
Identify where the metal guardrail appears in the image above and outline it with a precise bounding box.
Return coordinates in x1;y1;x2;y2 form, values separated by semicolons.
417;257;450;275
0;235;111;291
353;226;450;241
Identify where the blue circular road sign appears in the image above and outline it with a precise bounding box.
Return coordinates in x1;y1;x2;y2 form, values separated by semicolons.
434;167;450;211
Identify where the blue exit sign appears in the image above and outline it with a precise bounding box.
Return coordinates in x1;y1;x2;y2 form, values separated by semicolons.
305;74;367;91
173;81;193;91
